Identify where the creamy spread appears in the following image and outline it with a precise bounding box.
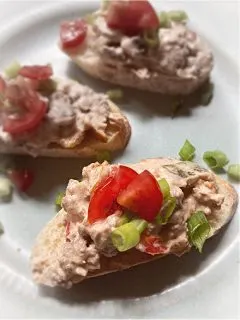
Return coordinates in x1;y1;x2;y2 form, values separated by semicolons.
33;158;226;288
90;14;213;81
0;78;111;154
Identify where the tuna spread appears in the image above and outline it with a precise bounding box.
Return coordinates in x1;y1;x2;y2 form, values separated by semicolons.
90;14;213;81
0;78;111;154
37;158;225;287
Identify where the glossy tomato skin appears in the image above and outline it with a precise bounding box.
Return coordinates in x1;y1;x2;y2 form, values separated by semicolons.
19;65;53;80
3;99;47;135
7;169;34;192
106;0;160;36
117;170;163;222
60;19;87;49
88;166;138;224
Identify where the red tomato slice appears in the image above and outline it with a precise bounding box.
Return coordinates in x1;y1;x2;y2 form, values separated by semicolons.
60;19;87;49
141;235;167;255
117;170;163;222
7;169;34;192
106;0;160;36
3;98;47;134
19;65;53;80
88;166;138;224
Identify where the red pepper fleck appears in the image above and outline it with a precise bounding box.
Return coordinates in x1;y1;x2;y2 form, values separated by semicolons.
141;234;167;255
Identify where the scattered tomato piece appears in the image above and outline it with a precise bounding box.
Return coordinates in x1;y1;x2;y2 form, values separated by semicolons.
19;65;53;80
60;19;87;49
117;170;163;222
106;0;160;36
7;169;34;192
141;235;167;255
88;166;138;224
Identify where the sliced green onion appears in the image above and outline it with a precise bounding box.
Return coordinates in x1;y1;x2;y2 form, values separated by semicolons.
158;178;170;199
0;221;4;236
96;150;111;163
130;219;148;233
167;10;188;23
203;150;229;169
187;211;211;253
55;192;64;207
111;219;147;252
159;11;171;28
156;196;176;225
107;89;123;101
111;223;140;252
0;177;12;202
179;139;196;161
227;164;240;181
143;30;159;48
4;61;21;79
38;79;57;96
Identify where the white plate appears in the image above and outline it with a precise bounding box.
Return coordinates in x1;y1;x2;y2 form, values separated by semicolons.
0;1;239;318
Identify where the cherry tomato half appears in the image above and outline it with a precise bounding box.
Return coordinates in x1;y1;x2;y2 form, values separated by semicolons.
7;169;34;192
106;0;160;36
19;65;53;80
88;166;138;224
117;170;163;222
60;19;87;49
3;98;47;135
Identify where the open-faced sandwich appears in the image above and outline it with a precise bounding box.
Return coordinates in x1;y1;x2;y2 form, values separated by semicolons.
0;63;130;157
31;158;238;288
59;0;213;95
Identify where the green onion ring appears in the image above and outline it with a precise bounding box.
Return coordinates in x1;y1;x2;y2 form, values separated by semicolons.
203;150;229;169
179;139;196;161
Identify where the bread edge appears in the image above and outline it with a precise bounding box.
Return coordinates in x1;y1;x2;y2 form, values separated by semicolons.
62;42;211;95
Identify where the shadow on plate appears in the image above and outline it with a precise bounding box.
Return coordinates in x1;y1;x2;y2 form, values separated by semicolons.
12;152;126;200
13;156;92;199
38;226;227;305
66;61;212;120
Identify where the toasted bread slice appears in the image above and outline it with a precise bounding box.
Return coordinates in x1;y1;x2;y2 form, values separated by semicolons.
0;80;131;158
61;12;213;95
31;159;238;288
